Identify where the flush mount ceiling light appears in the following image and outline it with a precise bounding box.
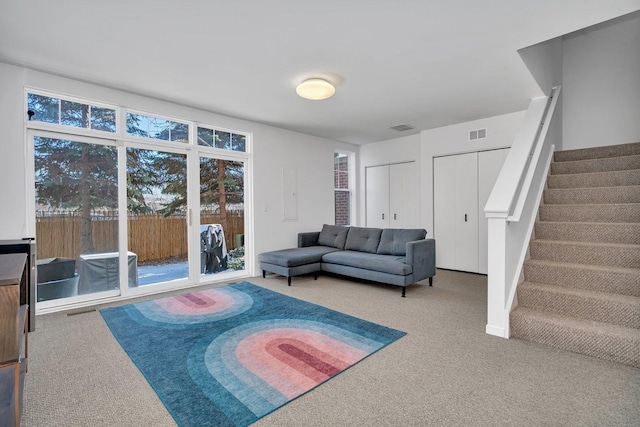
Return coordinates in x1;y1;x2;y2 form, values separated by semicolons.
296;78;335;100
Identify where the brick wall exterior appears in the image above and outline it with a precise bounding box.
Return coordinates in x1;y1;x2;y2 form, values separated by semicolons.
335;191;350;226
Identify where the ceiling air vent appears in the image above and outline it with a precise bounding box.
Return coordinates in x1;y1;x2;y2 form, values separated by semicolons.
389;123;416;132
469;128;487;141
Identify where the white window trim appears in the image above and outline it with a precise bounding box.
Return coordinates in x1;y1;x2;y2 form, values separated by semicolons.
334;150;356;226
24;88;254;313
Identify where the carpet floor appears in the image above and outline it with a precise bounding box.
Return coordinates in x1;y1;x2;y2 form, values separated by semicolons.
21;270;640;426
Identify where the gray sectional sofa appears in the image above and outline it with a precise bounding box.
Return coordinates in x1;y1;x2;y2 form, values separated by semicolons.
259;224;436;297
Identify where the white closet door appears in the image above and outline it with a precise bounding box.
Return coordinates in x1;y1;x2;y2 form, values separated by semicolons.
454;152;479;272
366;165;390;228
478;148;510;274
389;162;419;228
433;156;456;269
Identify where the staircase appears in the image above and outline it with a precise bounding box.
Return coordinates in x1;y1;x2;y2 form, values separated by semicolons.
510;141;640;368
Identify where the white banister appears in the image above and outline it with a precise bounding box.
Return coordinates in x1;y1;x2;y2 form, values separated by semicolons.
484;86;561;338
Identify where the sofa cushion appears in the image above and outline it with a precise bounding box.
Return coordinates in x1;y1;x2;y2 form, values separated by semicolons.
377;229;427;256
317;224;350;249
322;251;411;276
259;246;340;267
344;227;383;253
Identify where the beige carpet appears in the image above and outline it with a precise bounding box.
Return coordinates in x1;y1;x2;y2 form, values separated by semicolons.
511;141;640;367
21;270;639;426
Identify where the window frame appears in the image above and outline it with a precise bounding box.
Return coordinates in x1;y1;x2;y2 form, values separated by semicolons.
24;88;253;313
334;150;354;226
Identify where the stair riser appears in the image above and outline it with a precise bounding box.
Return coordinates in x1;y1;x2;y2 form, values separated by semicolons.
554;142;640;162
534;222;640;245
517;285;640;328
547;169;640;189
530;241;640;269
543;186;640;204
524;262;640;297
539;204;640;223
510;312;640;368
551;154;640;175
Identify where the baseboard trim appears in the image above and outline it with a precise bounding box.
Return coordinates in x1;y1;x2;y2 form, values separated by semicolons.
486;324;508;338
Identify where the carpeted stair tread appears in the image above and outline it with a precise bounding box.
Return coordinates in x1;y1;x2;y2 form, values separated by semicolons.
547;168;640;189
553;141;640;162
550;153;640;175
510;306;640;368
516;141;640;368
517;281;640;328
543;185;640;205
534;221;640;245
529;239;640;269
538;203;640;223
524;259;640;297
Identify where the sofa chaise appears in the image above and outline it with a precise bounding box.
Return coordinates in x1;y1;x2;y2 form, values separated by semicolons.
259;224;436;297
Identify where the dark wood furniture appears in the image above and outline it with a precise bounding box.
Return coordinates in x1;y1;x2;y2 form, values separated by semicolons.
0;240;36;332
0;253;29;427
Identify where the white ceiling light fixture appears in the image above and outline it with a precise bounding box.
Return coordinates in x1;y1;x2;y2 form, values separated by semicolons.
296;78;335;100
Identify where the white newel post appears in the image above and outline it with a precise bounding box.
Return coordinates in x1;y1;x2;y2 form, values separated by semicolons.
486;217;509;338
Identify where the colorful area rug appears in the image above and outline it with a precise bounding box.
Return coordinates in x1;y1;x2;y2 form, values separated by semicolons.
100;281;405;427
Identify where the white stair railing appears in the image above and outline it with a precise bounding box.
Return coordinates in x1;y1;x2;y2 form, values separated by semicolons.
484;86;561;338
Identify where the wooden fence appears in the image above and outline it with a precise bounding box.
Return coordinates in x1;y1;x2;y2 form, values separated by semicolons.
36;212;244;263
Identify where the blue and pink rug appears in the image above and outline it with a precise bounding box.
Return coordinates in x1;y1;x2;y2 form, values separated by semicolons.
100;281;405;427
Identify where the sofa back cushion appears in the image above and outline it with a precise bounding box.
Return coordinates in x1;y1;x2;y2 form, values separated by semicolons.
344;227;383;253
377;229;427;256
317;224;350;249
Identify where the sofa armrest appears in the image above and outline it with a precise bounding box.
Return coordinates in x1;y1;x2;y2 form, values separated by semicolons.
406;239;436;282
298;232;320;248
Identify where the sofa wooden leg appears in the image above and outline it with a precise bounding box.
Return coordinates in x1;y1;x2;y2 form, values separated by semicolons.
263;270;266;278
401;286;406;297
288;276;291;286
313;272;318;280
429;277;433;286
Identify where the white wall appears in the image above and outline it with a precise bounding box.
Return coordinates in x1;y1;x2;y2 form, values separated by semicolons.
562;11;640;150
518;37;563;98
420;111;526;235
518;36;564;152
0;62;357;276
358;134;421;226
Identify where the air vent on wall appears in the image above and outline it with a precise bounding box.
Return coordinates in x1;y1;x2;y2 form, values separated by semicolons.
389;123;416;132
469;128;487;141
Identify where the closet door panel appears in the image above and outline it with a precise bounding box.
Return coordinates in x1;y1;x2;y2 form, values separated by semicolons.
453;153;479;272
478;149;510;274
433;156;456;269
366;165;390;228
389;162;419;228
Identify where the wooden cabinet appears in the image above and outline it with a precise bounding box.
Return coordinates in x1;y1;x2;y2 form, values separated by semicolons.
0;253;28;427
366;162;419;228
433;149;509;274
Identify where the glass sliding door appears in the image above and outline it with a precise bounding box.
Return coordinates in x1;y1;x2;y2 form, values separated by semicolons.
28;91;251;312
199;157;245;276
33;135;120;304
127;147;189;287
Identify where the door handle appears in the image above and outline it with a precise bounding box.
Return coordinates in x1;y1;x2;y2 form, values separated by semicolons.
464;214;468;222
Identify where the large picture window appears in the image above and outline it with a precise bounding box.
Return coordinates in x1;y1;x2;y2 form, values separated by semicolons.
27;90;250;310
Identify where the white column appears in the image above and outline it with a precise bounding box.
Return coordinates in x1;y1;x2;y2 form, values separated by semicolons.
486;217;509;338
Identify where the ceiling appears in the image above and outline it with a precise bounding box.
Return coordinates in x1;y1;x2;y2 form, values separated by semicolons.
1;1;639;145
